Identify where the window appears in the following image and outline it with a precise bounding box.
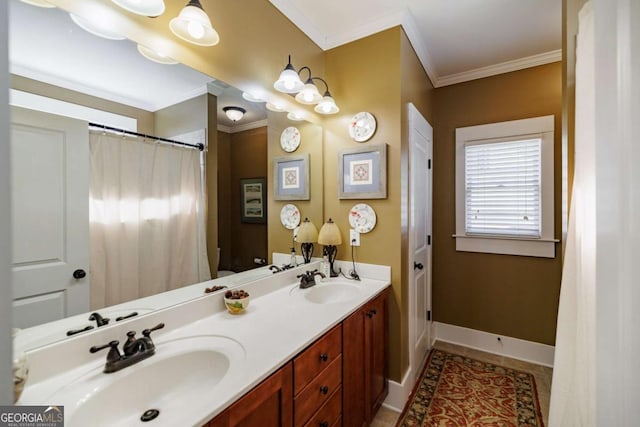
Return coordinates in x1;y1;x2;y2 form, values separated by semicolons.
455;116;556;258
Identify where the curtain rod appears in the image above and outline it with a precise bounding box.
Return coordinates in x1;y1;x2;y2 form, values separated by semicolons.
88;123;205;151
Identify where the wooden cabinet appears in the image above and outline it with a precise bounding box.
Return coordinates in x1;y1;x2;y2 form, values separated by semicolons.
207;362;293;427
343;289;389;426
206;289;389;427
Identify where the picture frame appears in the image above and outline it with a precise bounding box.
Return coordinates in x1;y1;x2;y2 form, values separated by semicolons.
241;178;267;223
274;154;310;200
338;144;387;199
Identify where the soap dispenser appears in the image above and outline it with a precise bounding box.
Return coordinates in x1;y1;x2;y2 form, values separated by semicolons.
290;247;297;267
320;255;330;279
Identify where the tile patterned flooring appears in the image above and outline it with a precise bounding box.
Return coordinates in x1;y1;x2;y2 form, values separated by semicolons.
371;341;553;426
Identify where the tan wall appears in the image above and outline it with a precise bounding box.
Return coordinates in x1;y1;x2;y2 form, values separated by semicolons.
432;63;563;345
10;75;154;133
324;28;404;381
154;95;206;138
218;127;268;272
267;114;324;260
206;95;218;277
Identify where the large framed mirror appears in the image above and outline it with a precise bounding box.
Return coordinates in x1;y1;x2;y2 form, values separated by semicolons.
8;0;323;353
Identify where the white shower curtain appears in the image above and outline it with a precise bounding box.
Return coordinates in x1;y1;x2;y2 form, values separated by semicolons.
548;2;596;426
89;131;211;309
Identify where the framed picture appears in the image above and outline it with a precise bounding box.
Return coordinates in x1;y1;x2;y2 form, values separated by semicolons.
274;154;310;200
338;144;387;199
241;178;267;223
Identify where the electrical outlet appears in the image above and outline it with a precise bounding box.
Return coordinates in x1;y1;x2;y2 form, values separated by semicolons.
350;229;360;246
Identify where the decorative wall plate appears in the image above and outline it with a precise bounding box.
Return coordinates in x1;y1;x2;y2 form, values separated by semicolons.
348;203;377;233
280;204;301;229
280;126;301;152
348;112;376;142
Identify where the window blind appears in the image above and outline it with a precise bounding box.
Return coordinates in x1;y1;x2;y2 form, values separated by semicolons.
464;138;542;237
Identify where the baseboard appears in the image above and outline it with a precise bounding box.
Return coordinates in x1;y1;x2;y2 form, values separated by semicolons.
383;368;412;412
433;322;555;367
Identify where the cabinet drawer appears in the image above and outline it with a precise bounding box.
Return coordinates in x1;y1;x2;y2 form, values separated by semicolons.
294;324;342;394
295;355;342;426
303;386;342;427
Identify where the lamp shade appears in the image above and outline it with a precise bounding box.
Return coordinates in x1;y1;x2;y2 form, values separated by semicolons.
296;218;318;243
137;44;178;65
19;0;55;8
112;0;165;17
294;81;322;105
70;13;126;40
170;0;219;47
274;57;304;93
314;92;340;114
318;218;342;245
223;106;246;122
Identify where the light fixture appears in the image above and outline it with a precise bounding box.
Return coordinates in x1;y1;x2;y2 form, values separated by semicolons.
274;55;339;113
70;13;126;40
111;0;165;17
19;0;55;8
296;218;318;263
223;106;246;122
287;112;305;121
318;218;342;277
242;92;264;103
313;78;340;114
137;44;178;65
274;55;305;93
266;102;286;112
170;0;219;47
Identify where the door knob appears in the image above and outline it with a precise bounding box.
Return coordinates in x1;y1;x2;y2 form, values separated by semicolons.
414;262;424;270
73;269;87;279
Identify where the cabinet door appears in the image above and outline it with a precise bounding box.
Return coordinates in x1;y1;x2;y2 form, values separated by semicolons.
364;291;388;423
342;308;365;427
209;362;293;427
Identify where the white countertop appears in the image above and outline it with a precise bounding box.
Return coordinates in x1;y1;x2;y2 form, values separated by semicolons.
18;260;391;427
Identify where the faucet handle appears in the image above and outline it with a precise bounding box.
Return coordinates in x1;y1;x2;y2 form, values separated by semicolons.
90;340;119;354
142;323;165;338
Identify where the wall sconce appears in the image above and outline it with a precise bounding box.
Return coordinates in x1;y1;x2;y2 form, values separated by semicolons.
137;44;178;65
274;55;339;114
170;0;219;46
223;106;246;122
111;0;165;17
296;218;318;263
318;218;342;277
69;13;126;40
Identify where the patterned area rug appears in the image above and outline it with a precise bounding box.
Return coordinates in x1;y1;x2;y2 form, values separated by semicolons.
397;349;544;427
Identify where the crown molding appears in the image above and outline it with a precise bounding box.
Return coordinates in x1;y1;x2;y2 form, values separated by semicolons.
434;49;563;87
323;10;404;50
268;0;328;49
400;10;439;88
218;119;268;134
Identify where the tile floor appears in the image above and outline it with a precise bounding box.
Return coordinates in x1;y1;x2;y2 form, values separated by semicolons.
371;341;553;426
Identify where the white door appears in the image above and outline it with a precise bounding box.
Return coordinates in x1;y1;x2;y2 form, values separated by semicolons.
11;107;90;328
408;103;433;375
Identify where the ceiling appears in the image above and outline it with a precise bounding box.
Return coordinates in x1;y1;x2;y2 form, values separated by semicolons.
9;0;561;124
269;0;562;87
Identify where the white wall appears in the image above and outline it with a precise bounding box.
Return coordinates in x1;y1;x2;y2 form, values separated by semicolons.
594;0;640;424
0;0;14;404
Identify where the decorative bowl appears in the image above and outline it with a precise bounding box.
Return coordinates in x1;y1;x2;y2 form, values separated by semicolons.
224;289;250;314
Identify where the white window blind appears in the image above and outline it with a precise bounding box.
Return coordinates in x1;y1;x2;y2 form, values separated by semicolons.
464;138;542;238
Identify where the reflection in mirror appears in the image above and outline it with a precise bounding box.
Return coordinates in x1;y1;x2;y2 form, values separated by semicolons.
8;0;322;353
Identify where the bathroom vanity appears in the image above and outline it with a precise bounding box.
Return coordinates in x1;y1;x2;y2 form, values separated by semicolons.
17;260;391;427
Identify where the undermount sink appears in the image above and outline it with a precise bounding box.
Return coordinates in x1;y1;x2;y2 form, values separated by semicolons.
51;335;245;427
292;281;362;304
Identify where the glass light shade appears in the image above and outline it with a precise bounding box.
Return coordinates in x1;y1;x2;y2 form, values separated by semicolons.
19;0;55;8
112;0;165;17
296;218;318;243
137;44;178;65
266;102;286;112
70;14;126;41
294;82;322;105
314;93;339;114
287;112;305;121
170;0;219;47
242;92;264;103
223;106;246;122
318;219;342;245
274;67;304;93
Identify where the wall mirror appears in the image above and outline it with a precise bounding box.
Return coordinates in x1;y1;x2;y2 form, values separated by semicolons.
8;0;323;353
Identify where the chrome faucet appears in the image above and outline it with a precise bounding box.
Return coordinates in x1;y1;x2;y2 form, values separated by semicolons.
90;323;164;373
297;270;326;289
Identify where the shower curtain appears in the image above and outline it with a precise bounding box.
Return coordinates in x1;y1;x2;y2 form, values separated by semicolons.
89;131;211;309
548;2;596;425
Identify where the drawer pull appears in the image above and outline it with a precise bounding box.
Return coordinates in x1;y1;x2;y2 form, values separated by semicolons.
320;385;329;395
319;353;328;362
319;422;329;427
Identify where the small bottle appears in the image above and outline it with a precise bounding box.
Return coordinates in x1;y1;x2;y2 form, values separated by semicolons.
320;256;330;279
290;247;297;267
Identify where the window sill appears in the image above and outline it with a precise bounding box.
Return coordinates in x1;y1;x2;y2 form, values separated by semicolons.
452;235;558;258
